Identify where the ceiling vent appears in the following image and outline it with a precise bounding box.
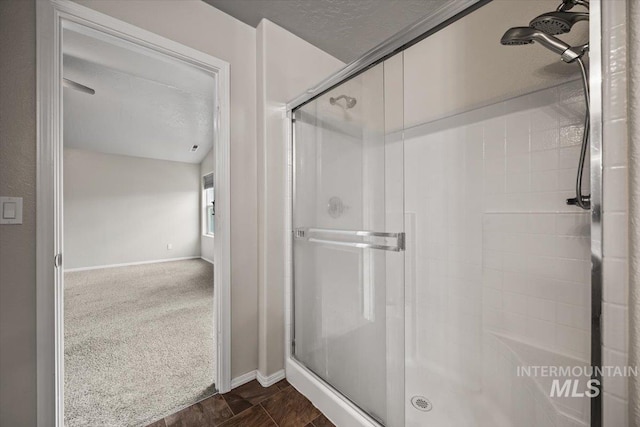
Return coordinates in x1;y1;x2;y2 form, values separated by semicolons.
190;145;199;152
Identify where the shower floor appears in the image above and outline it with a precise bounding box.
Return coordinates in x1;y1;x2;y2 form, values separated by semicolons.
405;363;511;427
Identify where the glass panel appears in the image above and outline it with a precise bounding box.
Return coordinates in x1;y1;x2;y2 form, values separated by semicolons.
401;4;591;426
293;57;404;426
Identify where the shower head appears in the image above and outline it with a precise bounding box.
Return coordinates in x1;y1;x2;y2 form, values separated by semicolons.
500;27;582;63
330;95;357;109
530;11;589;35
500;27;534;46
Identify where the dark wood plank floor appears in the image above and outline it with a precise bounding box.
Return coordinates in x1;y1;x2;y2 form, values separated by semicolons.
146;380;335;427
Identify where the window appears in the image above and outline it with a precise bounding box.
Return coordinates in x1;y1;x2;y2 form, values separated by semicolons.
203;173;214;235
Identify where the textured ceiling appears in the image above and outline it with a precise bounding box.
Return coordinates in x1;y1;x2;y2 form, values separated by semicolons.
63;22;214;164
203;0;447;62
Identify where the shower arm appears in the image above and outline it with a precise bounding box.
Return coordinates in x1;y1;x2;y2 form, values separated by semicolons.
560;41;589;63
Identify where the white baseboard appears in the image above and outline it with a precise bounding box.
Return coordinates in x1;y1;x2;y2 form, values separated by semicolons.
230;369;285;390
257;369;285;388
230;370;257;389
64;256;201;273
201;256;214;265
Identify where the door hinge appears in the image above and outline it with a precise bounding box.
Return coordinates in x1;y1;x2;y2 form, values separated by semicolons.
54;253;62;268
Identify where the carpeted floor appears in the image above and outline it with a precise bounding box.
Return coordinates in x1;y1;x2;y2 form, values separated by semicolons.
64;259;216;427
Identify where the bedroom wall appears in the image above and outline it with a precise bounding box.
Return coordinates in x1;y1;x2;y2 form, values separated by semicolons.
64;149;201;270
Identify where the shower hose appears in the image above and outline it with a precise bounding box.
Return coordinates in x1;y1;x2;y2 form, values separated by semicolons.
571;56;591;210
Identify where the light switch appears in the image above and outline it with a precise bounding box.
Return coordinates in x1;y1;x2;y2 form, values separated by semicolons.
0;197;23;224
3;202;16;219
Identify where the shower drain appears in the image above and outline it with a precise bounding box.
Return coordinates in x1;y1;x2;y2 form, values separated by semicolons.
411;396;433;412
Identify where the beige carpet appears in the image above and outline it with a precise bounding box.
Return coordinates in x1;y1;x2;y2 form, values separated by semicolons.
64;259;215;427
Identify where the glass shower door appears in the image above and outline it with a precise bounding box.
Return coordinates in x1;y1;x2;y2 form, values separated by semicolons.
292;56;404;426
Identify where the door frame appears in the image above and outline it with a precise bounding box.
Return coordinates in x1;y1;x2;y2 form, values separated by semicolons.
36;1;232;425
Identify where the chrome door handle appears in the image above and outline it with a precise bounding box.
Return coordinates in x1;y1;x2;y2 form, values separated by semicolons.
294;228;405;252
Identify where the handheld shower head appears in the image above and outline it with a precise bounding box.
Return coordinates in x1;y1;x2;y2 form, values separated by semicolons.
500;27;582;63
529;11;589;35
500;27;534;46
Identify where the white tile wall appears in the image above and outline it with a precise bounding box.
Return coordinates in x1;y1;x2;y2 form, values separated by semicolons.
601;0;630;425
406;0;628;414
405;79;592;425
405;82;590;425
483;211;590;360
477;81;591;362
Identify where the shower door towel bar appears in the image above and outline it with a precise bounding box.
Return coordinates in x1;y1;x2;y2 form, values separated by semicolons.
294;227;405;252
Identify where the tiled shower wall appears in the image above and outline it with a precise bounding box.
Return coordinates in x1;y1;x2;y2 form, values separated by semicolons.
405;78;591;391
479;81;591;362
482;210;591;360
411;1;632;423
601;0;630;425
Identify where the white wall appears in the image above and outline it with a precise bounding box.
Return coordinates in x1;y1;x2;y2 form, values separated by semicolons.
64;149;201;269
200;148;215;263
76;0;259;378
256;19;343;377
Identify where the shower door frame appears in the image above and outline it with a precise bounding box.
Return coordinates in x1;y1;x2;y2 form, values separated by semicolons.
285;1;605;427
589;1;604;425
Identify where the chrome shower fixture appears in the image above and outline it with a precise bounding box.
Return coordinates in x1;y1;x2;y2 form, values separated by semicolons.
500;2;591;210
529;11;589;35
330;94;357;109
500;27;583;63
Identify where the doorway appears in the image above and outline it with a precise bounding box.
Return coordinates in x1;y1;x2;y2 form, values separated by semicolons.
63;19;218;425
36;1;232;425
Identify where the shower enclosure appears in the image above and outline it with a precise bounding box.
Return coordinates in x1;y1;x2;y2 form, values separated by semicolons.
287;1;600;426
